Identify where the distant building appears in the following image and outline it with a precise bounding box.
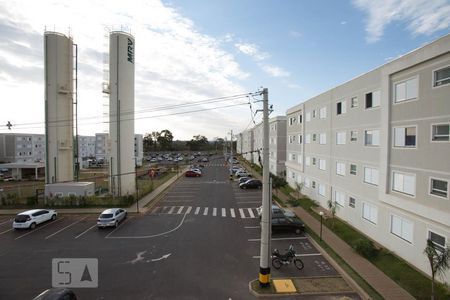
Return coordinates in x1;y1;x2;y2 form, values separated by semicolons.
78;135;96;159
95;133;109;162
134;134;143;167
0;133;45;163
269;116;286;176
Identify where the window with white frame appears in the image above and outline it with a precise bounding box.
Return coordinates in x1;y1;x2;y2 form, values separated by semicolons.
434;66;450;87
312;157;316;165
292;153;296;161
394;77;418;103
312;181;316;189
394;126;416;147
319;159;326;170
365;130;380;146
291;171;296;179
350;131;357;142
298;155;303;164
337;100;346;115
428;231;446;252
364;167;379;185
432;124;450;141
392;171;415;196
351;96;358;108
320;107;327;119
336;162;346;176
305;156;311;166
335;191;345;207
350;164;357;175
391;215;413;243
305;134;311;144
312;110;317;118
430;178;448;198
349;197;356;208
336;131;346;145
365;90;380;108
319;133;326;144
298;114;302;124
306;112;311;122
289;116;297;126
318;184;326;196
297;176;302;184
312;133;317;142
304;177;311;188
298;134;303;144
362;202;378;224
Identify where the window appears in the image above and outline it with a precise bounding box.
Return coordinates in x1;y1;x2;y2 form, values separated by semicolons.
350;131;357;142
319;159;326;170
391;215;413;243
432;124;450;141
349;197;356;208
336;162;346;176
350;164;357;175
365;90;380;108
394;127;416;147
305;134;311;144
336;131;346;145
364;167;379;185
394;77;418;103
429;231;446;252
304;177;311;188
289;135;296;144
392;171;416;196
291;171;296;179
312;157;316;165
306;112;311;122
351;97;358;108
299;114;302;124
365;130;380;146
289;116;297;126
335;191;345;206
320;107;327;119
305;156;311;166
319;133;326;145
434;66;450;87
298;134;303;144
430;178;448;198
312;181;316;189
291;153;296;161
298;155;303;164
318;184;326;196
362;202;378;224
337;101;346;115
312;134;317;142
312;110;317;118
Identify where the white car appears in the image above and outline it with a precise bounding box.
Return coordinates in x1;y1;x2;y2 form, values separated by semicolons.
190;168;202;175
97;208;127;228
235;170;251;177
13;209;57;229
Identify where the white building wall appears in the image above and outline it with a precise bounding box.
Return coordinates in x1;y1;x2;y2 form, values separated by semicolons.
134;134;143;167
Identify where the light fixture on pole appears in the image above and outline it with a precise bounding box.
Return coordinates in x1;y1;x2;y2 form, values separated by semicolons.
319;211;324;241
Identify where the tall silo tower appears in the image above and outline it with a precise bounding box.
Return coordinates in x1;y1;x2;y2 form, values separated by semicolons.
109;31;136;196
44;32;74;184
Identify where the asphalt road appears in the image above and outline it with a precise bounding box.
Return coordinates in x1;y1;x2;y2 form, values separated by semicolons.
0;156;359;299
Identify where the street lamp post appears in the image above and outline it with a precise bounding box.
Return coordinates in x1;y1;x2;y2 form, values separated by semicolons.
319;211;324;241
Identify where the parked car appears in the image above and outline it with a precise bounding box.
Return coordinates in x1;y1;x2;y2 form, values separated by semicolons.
33;288;77;300
201;157;209;162
231;166;243;174
239;179;262;189
189;168;202;175
238;177;251;184
13;209;57;229
185;170;201;177
272;216;305;235
235;170;251;177
257;204;296;218
97;208;127;228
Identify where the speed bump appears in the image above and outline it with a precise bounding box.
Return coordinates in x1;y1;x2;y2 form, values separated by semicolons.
272;279;296;293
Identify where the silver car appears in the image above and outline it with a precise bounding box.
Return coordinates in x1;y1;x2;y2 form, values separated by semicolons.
97;208;127;228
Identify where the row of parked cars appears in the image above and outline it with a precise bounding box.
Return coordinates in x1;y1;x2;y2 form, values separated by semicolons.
12;208;127;230
231;165;263;189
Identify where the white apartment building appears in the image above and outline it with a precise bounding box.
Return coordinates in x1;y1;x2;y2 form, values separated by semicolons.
95;133;109;162
134;134;143;167
78;136;96;159
269;116;286;176
0;133;45;163
286;34;450;284
252;123;263;165
239;129;254;162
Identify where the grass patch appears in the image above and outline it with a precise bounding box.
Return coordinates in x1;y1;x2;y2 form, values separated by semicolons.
293;276;352;293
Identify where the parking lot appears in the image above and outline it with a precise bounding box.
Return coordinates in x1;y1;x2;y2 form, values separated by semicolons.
0;158;359;299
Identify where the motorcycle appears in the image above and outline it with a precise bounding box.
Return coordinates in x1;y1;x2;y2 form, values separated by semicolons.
271;244;304;270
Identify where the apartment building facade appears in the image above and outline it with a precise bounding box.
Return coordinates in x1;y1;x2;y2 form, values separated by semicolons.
134;134;143;167
239;129;254;162
285;34;450;283
269;116;287;176
78;136;96;159
95;133;109;161
0;133;45;163
252;123;263;165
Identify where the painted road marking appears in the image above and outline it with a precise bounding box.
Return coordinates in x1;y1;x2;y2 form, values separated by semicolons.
163;200;193;203
248;237;308;242
239;208;246;219
105;216;134;238
177;206;184;214
221;208;226;217
203;207;209;216
0;228;13;235
0;218;12;226
45;217;88;239
245;226;260;229
75;224;97;239
185;206;192;214
230;208;236;218
212;208;217;216
15;217;65;240
247;208;255;218
194;207;200;215
237;201;261;204
168;207;175;214
252;253;321;259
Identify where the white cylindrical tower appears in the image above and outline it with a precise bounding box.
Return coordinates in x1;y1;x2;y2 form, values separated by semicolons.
44;32;74;184
109;31;136;196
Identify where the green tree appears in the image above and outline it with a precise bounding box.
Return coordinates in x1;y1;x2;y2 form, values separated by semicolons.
143;133;153;153
327;199;338;229
270;173;287;196
157;130;174;151
187;135;208;151
150;131;160;151
294;182;304;201
424;239;450;300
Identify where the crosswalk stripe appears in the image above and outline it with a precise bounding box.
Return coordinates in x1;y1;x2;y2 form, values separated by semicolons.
203;207;209;216
168;207;175;214
230;208;236;218
177;206;184;214
186;206;192;214
247;208;255;218
239;208;246;218
213;207;217;216
221;208;226;217
195;207;200;215
161;206;168;213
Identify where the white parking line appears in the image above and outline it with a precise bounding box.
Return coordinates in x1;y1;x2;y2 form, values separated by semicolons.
0;218;12;226
244;226;260;229
221;208;226;217
15;217;65;240
177;206;184;214
212;208;217;216
163;200;193;203
45;217;88;239
203;207;208;216
248;237;308;242
252;253;321;259
194;207;200;215
74;224;97;239
230;208;236;218
185;206;192;214
168;207;175;214
247;208;255;218
237;201;261;204
0;228;13;235
239;208;246;219
104;216;134;238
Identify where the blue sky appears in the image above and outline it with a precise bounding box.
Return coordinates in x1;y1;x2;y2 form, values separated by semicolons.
0;0;449;139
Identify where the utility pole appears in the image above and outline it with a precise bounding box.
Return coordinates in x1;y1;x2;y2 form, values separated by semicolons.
259;88;270;287
229;130;233;178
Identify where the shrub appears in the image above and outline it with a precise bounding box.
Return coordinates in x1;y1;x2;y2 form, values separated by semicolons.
288;198;301;207
353;238;378;259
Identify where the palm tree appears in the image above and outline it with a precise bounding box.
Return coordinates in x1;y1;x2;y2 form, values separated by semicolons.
327;200;338;229
294;182;304;201
423;239;450;300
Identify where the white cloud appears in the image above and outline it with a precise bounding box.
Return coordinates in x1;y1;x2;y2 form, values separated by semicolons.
289;30;302;38
353;0;450;43
340;21;347;25
260;64;290;78
234;42;269;61
0;0;252;139
287;83;302;89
